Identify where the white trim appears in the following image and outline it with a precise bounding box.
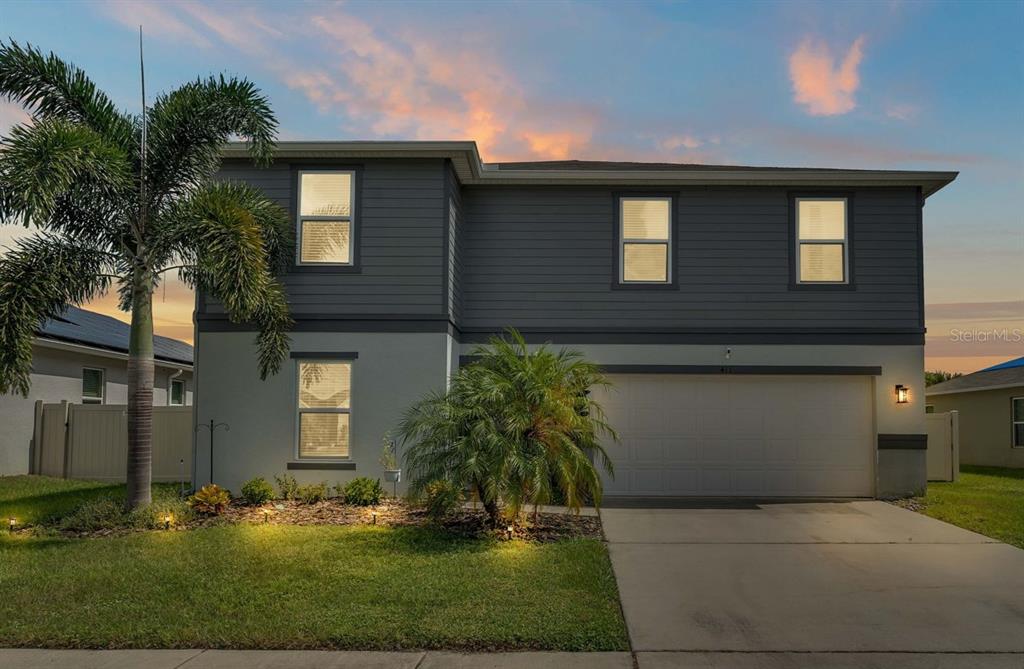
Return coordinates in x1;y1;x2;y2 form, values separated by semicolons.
296;169;355;266
1012;396;1024;448
294;359;353;460
795;197;848;285
926;382;1024;397
82;366;105;404
619;196;672;284
34;337;192;371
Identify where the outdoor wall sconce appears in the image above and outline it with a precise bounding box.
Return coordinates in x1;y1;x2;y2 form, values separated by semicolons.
895;384;909;404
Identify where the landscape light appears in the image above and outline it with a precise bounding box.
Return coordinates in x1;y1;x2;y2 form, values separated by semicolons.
8;517;15;533
372;512;377;525
163;514;173;530
506;525;514;540
895;385;909;404
262;508;271;523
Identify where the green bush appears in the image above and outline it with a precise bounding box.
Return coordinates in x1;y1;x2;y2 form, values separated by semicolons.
296;482;329;504
188;484;231;515
423;479;463;522
240;477;275;505
340;477;384;506
54;490;193;533
274;473;300;500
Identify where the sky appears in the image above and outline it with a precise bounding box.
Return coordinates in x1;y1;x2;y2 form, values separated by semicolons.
1;0;1021;373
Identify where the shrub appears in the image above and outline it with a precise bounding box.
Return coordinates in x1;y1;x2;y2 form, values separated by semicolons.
399;328;616;526
188;484;231;515
423;479;463;522
340;477;384;506
296;482;329;504
240;477;275;505
275;473;300;500
54;490;193;533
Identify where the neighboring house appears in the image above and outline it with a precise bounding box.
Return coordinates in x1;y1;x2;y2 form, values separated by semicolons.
0;306;193;476
926;356;1024;469
195;141;956;499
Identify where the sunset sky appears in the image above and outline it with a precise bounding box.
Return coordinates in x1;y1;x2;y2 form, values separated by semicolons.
1;0;1021;373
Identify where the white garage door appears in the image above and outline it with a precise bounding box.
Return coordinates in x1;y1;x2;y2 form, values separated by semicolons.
595;374;874;497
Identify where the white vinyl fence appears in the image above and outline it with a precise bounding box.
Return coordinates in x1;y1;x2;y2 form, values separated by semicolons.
32;401;191;482
926;410;960;483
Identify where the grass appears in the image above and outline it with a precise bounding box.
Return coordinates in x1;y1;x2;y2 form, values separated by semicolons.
917;465;1024;549
0;475;183;528
0;476;627;651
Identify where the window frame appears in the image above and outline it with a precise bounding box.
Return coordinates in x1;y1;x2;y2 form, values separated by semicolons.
294;358;354;461
789;193;856;290
612;193;678;290
1012;396;1024;449
169;378;186;406
82;367;105;404
293;168;361;271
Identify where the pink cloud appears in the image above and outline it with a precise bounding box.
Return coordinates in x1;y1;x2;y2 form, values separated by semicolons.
659;134;702;151
0;100;32;133
100;0;211;48
789;36;865;116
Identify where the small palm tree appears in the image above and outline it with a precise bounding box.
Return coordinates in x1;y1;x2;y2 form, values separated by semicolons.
0;42;292;508
398;329;616;526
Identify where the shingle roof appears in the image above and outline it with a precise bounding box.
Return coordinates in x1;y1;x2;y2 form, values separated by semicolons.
490;160;898;172
926;360;1024;396
982;356;1024;372
37;306;193;366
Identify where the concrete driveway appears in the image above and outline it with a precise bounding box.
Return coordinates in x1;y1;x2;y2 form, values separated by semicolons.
602;501;1024;667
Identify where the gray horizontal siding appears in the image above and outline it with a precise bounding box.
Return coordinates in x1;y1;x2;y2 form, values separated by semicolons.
447;161;465;323
202;159;446;320
459;186;922;331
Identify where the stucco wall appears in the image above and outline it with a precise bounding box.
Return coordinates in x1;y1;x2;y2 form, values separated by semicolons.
927;387;1024;469
194;331;450;493
0;344;193;476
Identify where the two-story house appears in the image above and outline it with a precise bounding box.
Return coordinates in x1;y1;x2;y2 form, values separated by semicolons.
193;141;956;499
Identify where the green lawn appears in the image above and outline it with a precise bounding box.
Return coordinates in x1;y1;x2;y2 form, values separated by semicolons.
919;465;1024;549
0;476;627;651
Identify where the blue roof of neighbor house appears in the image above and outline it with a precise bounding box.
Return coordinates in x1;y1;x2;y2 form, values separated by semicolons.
982;356;1024;372
37;306;193;366
927;355;1024;396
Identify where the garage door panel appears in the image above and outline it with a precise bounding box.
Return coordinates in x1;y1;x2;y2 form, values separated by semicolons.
597;374;874;497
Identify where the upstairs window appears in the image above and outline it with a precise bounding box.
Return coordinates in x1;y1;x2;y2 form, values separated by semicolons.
620;197;671;283
297;171;354;265
82;367;104;404
170;379;186;406
297;361;351;459
796;198;848;283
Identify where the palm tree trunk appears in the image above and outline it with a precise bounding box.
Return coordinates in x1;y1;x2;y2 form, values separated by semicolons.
126;273;154;509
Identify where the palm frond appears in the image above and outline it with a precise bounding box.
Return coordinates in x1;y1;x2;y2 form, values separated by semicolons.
145;75;277;202
0;118;132;237
0;234;113;395
0;40;136;149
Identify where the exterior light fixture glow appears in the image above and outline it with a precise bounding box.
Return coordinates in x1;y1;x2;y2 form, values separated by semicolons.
895;384;909;404
163;514;173;530
506;525;514;540
8;517;15;533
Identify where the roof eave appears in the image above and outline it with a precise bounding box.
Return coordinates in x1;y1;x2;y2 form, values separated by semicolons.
221;141;957;197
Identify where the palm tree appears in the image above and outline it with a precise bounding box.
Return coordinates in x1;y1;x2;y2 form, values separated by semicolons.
398;329;616;526
0;42;292;508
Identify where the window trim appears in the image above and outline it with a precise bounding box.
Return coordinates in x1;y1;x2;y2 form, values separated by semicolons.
789;192;856;290
1012;396;1024;449
82;367;105;404
612;193;678;290
169;378;186;406
293;168;361;271
294;358;354;461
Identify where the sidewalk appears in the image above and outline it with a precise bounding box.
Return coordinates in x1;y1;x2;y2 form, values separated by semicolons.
0;650;632;669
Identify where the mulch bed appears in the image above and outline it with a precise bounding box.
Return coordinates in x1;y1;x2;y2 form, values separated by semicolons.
193;498;603;543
